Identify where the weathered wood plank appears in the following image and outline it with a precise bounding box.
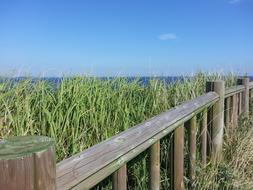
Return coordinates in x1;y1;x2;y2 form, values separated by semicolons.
56;92;219;190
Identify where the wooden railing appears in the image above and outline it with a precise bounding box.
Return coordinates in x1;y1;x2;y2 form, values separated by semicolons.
1;77;253;190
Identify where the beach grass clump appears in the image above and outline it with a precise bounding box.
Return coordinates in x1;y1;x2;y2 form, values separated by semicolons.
0;72;237;189
195;114;253;190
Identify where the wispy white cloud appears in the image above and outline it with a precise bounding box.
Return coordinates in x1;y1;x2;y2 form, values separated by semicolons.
228;0;241;4
157;33;177;41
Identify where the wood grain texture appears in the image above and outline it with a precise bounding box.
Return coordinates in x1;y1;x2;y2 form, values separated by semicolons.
56;92;219;190
238;78;250;116
188;116;196;189
238;93;242;115
232;94;238;128
0;155;35;190
225;97;231;129
0;136;55;190
201;110;207;166
112;164;127;190
34;146;56;190
173;125;184;190
149;141;160;190
206;81;225;162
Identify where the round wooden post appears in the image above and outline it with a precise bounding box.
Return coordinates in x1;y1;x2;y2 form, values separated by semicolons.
232;94;238;127
225;97;231;129
188;116;196;189
250;88;253;113
238;93;242;115
170;124;184;190
238;77;250;116
206;81;225;162
113;164;127;190
201;110;207;166
0;136;56;190
149;141;160;190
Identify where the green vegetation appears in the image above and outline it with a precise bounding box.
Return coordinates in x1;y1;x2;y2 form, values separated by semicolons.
195;115;253;190
0;72;242;189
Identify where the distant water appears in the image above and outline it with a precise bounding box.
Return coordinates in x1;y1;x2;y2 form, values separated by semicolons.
1;76;253;86
2;76;184;85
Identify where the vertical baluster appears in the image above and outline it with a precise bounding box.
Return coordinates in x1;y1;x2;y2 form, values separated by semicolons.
225;97;231;129
171;124;184;190
201;110;207;166
149;141;160;190
237;93;242;115
238;77;250;116
232;94;238;128
188;116;197;189
113;164;127;190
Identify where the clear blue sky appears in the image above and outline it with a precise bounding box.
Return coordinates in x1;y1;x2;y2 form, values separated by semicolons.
0;0;253;76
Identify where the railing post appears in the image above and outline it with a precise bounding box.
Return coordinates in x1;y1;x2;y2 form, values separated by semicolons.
232;94;238;127
238;93;242;115
238;77;250;116
225;97;231;129
201;109;207;166
250;87;253;113
149;141;160;190
0;136;56;190
113;164;127;190
188;116;196;189
170;124;184;190
206;81;225;162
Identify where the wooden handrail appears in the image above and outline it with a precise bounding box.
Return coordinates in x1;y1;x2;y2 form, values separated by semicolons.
225;85;245;98
56;92;219;190
249;81;253;89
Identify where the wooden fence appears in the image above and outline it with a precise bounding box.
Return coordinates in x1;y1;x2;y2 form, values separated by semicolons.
1;77;253;190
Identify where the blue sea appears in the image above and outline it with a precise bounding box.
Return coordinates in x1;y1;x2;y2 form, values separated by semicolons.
1;76;253;86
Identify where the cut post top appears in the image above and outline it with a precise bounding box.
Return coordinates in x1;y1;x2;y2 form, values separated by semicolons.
0;136;54;160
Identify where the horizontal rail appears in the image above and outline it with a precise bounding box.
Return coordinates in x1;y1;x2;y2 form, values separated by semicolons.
225;85;245;98
250;82;253;89
56;92;219;190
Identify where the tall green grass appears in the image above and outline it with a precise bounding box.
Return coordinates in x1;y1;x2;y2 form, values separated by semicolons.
0;72;237;189
195;115;253;190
